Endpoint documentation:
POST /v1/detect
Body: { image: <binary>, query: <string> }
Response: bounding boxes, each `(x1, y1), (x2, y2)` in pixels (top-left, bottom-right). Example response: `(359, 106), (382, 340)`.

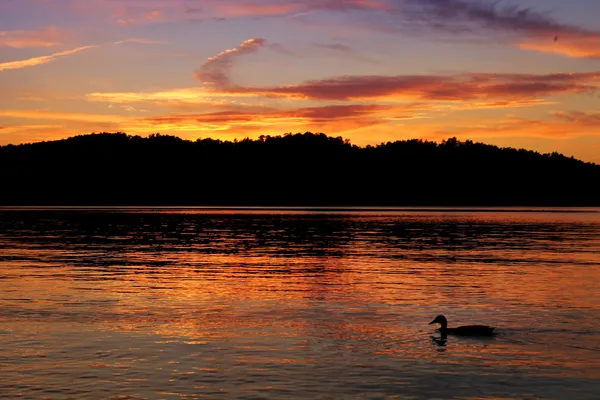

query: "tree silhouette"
(0, 132), (598, 206)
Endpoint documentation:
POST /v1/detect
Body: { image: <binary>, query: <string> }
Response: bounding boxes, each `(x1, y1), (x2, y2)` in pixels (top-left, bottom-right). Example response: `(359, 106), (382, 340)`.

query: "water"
(1, 208), (599, 399)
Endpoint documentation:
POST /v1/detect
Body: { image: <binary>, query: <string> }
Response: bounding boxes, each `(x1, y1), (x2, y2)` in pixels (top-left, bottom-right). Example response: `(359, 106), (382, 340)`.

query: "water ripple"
(0, 209), (599, 399)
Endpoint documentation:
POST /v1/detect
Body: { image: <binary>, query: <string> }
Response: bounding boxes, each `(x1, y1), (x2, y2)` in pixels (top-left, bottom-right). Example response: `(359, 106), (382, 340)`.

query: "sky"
(1, 0), (600, 163)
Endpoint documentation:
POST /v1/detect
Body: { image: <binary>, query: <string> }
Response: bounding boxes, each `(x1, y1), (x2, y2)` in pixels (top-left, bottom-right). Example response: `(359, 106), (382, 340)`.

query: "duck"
(429, 315), (495, 336)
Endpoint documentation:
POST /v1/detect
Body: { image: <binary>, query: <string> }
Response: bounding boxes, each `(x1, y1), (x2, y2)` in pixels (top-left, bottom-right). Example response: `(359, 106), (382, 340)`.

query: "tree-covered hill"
(1, 132), (599, 206)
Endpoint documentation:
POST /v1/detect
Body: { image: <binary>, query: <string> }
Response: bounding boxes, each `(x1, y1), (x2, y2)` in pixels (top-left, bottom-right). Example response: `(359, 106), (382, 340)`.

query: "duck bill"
(428, 319), (437, 325)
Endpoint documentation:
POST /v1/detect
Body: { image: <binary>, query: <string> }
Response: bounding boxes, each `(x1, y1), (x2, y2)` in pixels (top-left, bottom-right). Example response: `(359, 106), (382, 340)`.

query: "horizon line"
(1, 206), (599, 214)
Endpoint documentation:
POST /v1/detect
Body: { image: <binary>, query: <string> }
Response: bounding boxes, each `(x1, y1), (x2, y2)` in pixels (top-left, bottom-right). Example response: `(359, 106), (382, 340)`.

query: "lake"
(1, 208), (599, 399)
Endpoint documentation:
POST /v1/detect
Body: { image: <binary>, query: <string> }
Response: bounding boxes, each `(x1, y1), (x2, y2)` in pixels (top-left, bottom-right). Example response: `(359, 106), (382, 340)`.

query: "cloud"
(0, 109), (127, 123)
(131, 101), (600, 148)
(224, 71), (600, 101)
(133, 103), (417, 137)
(0, 37), (163, 73)
(0, 45), (96, 72)
(518, 35), (600, 59)
(123, 99), (563, 143)
(0, 26), (66, 48)
(429, 112), (600, 141)
(552, 111), (600, 124)
(183, 0), (390, 19)
(134, 100), (557, 137)
(86, 71), (599, 109)
(401, 0), (600, 58)
(195, 2), (302, 18)
(112, 38), (169, 45)
(69, 0), (391, 26)
(141, 104), (402, 125)
(403, 0), (561, 34)
(14, 1), (598, 58)
(117, 9), (165, 26)
(314, 43), (355, 53)
(17, 96), (45, 102)
(144, 10), (164, 20)
(194, 38), (267, 87)
(85, 87), (248, 105)
(313, 42), (376, 63)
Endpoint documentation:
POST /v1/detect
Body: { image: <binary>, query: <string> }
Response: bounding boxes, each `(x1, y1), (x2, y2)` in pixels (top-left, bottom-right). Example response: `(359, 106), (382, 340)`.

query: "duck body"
(430, 315), (495, 336)
(442, 325), (495, 336)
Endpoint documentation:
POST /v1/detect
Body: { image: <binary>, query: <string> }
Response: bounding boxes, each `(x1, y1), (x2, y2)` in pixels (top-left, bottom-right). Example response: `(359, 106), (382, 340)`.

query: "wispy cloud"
(0, 45), (96, 72)
(113, 38), (169, 45)
(194, 38), (267, 87)
(403, 0), (563, 34)
(0, 109), (127, 123)
(314, 43), (355, 53)
(518, 35), (600, 59)
(401, 0), (600, 58)
(552, 111), (600, 124)
(117, 9), (166, 26)
(313, 42), (375, 63)
(179, 0), (391, 20)
(86, 88), (248, 105)
(0, 36), (167, 73)
(0, 26), (66, 48)
(70, 0), (391, 25)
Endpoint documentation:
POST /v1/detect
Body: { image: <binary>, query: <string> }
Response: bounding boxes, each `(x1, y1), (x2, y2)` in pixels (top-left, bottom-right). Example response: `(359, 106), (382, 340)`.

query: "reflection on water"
(1, 208), (599, 399)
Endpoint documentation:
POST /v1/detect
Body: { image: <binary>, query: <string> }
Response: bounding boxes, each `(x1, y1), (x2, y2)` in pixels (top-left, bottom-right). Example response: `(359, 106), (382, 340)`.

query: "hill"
(1, 132), (599, 206)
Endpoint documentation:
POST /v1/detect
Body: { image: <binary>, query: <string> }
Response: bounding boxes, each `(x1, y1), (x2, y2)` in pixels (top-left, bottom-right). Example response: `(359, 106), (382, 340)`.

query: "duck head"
(429, 315), (448, 328)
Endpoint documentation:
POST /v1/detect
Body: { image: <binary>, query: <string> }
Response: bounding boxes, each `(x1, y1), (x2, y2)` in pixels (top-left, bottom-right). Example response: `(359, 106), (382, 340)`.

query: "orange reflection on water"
(1, 210), (600, 399)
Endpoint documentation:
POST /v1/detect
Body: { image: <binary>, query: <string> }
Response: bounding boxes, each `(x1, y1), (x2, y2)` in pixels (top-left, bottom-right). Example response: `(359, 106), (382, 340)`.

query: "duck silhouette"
(429, 315), (495, 336)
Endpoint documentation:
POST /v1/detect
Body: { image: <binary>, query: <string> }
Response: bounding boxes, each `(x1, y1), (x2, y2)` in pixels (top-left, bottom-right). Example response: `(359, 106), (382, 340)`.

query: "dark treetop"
(1, 132), (599, 206)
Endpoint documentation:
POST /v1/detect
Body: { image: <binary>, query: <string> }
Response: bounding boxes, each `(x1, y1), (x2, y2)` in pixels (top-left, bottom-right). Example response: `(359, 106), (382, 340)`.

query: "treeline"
(1, 132), (599, 206)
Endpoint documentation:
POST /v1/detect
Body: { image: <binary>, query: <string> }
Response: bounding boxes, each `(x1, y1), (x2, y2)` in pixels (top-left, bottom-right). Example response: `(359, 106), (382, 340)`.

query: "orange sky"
(1, 0), (600, 162)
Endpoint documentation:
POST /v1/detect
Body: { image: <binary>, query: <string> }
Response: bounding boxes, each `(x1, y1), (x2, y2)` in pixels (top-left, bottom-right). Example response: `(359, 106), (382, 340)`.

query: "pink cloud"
(0, 27), (66, 48)
(195, 38), (267, 87)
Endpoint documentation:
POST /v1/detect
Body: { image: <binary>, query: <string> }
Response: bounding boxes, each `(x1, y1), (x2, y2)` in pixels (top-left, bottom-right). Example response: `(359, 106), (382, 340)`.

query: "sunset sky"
(1, 0), (600, 162)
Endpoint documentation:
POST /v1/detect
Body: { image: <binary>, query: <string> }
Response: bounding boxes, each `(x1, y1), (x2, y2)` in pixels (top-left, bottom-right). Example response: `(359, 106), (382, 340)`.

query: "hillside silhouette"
(1, 132), (599, 206)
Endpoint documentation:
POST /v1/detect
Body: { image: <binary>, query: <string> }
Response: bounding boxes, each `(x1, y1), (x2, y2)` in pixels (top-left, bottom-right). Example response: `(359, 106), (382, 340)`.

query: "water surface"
(1, 208), (599, 399)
